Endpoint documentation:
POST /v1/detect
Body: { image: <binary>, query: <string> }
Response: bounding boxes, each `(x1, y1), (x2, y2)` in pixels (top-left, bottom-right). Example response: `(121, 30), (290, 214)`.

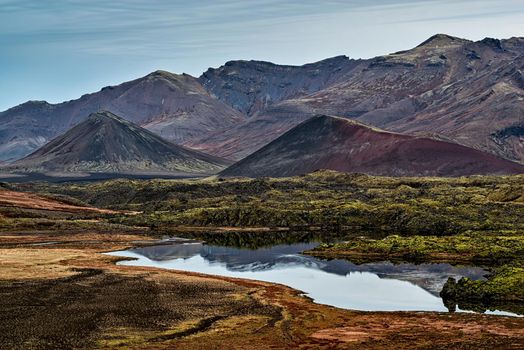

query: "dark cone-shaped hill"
(9, 111), (230, 174)
(221, 115), (524, 177)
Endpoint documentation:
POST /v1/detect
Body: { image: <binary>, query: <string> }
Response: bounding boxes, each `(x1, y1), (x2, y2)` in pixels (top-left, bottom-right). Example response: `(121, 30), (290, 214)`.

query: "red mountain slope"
(221, 115), (524, 178)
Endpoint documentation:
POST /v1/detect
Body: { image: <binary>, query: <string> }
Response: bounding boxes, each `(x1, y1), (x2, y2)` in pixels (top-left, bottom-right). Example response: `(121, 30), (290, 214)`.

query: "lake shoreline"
(2, 230), (524, 349)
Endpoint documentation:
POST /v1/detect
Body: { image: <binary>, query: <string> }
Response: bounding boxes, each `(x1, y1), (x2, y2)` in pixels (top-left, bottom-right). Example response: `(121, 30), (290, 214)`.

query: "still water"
(107, 240), (515, 315)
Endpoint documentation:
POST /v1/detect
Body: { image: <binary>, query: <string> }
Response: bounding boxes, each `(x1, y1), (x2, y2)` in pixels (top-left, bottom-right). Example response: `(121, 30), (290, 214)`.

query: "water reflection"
(109, 241), (489, 312)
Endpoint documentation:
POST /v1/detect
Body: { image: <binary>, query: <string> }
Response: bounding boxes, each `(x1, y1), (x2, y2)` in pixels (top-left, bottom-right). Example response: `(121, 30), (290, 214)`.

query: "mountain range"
(1, 34), (524, 177)
(189, 35), (524, 161)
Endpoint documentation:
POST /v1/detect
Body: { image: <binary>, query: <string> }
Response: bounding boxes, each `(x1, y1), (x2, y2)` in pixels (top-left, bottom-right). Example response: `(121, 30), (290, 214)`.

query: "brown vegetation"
(1, 232), (523, 349)
(0, 188), (118, 214)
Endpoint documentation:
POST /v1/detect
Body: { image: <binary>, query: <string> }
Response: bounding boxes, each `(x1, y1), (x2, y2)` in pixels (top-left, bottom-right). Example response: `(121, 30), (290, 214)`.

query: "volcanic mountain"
(190, 35), (524, 162)
(0, 71), (245, 162)
(220, 115), (524, 178)
(8, 111), (230, 174)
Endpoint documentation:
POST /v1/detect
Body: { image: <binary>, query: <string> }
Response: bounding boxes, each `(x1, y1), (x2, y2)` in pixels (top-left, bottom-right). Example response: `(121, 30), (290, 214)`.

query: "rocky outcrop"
(199, 56), (358, 116)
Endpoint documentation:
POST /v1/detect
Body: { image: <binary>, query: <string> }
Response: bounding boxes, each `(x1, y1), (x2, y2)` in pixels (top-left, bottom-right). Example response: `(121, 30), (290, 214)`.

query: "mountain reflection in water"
(109, 241), (493, 313)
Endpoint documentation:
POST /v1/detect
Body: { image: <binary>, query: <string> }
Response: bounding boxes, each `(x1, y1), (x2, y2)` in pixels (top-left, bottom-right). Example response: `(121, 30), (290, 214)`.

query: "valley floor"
(2, 173), (524, 349)
(0, 231), (523, 350)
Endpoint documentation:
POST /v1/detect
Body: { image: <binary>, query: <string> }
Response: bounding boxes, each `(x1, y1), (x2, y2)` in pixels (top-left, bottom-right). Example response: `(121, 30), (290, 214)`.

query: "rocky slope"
(7, 111), (230, 174)
(220, 115), (524, 178)
(191, 35), (524, 162)
(0, 71), (245, 162)
(198, 56), (358, 116)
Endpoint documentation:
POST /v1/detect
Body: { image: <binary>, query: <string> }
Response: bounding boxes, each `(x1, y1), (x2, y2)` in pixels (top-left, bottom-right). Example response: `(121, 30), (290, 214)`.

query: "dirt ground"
(0, 189), (120, 214)
(0, 232), (523, 350)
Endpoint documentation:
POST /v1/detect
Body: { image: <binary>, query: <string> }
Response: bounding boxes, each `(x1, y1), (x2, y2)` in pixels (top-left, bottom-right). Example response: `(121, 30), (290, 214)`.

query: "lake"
(107, 239), (518, 316)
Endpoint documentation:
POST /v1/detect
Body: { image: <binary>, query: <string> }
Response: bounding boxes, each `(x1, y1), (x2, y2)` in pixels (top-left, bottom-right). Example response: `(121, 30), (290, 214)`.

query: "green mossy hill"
(441, 266), (524, 314)
(308, 233), (524, 265)
(8, 171), (524, 234)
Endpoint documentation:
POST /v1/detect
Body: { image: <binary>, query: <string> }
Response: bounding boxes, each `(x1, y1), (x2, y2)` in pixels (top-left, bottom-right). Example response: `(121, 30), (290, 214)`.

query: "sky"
(1, 0), (524, 111)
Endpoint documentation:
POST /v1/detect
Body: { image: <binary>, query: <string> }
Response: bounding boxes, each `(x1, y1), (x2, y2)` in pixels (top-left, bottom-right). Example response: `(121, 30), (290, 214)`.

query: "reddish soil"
(0, 189), (118, 214)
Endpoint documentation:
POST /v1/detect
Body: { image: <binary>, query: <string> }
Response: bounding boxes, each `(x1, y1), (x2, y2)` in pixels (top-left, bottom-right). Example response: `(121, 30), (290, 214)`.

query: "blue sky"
(1, 0), (524, 111)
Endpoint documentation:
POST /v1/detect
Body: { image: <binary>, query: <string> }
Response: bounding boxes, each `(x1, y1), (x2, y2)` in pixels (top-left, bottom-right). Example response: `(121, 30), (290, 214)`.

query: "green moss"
(311, 234), (524, 265)
(9, 171), (524, 234)
(441, 266), (524, 314)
